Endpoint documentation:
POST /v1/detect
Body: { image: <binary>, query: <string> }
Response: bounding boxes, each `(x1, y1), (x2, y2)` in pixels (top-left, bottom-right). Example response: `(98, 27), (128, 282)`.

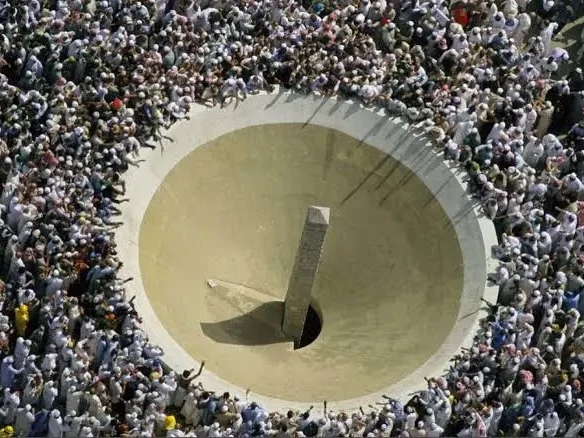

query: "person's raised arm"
(191, 361), (205, 380)
(555, 206), (573, 216)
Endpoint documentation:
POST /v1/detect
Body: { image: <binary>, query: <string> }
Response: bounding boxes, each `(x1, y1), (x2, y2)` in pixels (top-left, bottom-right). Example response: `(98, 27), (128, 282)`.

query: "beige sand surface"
(139, 123), (463, 402)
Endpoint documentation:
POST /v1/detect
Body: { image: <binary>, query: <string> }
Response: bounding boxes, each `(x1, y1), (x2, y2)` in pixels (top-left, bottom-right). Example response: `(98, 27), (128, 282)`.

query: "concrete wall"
(117, 88), (499, 412)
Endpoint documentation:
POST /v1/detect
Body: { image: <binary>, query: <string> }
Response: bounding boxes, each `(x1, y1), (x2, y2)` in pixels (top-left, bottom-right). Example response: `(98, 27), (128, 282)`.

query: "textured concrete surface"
(139, 123), (463, 401)
(282, 206), (330, 343)
(117, 88), (499, 412)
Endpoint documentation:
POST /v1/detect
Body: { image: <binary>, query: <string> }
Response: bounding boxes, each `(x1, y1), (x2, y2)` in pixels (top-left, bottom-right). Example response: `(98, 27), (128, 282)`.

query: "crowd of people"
(0, 0), (583, 432)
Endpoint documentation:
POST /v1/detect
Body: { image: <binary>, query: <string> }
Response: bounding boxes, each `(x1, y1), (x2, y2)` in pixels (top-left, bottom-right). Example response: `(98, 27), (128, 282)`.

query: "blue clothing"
(312, 3), (324, 14)
(564, 291), (580, 311)
(242, 406), (260, 423)
(30, 410), (49, 437)
(95, 338), (108, 366)
(201, 398), (218, 426)
(0, 359), (18, 387)
(521, 396), (535, 418)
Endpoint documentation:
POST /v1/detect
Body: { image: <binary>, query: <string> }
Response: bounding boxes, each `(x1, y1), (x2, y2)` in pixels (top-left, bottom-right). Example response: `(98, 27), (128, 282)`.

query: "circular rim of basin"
(117, 87), (499, 412)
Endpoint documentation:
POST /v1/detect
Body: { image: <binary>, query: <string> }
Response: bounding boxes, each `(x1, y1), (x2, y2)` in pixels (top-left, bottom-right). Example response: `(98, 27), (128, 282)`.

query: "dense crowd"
(0, 0), (583, 433)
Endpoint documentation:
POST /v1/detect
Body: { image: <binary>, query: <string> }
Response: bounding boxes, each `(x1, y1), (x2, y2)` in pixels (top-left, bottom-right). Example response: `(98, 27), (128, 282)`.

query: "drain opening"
(295, 305), (322, 349)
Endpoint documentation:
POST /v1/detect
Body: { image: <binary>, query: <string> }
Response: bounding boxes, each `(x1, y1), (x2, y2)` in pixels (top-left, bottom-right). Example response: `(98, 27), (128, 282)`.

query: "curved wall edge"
(117, 88), (499, 412)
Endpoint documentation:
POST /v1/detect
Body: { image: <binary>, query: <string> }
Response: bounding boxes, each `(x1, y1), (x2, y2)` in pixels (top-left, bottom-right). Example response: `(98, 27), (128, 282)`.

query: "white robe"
(65, 416), (83, 438)
(48, 415), (64, 438)
(523, 138), (543, 168)
(525, 108), (538, 133)
(66, 389), (81, 414)
(180, 392), (199, 425)
(452, 120), (474, 145)
(15, 408), (34, 436)
(540, 23), (557, 56)
(536, 106), (554, 139)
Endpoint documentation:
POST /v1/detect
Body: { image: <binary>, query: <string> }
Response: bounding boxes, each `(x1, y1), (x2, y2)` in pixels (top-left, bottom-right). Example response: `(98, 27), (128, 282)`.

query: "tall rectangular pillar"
(282, 206), (330, 344)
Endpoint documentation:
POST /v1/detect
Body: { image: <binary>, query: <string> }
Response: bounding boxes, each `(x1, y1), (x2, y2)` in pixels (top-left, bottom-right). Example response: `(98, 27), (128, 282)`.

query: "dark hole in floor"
(295, 305), (322, 350)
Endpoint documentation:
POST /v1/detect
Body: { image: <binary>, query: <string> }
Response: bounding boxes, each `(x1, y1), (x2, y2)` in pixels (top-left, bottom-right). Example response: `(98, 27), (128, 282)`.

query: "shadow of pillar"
(200, 301), (292, 346)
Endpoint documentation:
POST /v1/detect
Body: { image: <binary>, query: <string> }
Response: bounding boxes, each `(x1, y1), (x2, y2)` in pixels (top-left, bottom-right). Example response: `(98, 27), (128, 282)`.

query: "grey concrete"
(282, 206), (330, 344)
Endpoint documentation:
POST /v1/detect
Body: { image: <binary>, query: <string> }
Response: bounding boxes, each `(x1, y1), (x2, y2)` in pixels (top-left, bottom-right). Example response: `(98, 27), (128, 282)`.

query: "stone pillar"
(282, 206), (330, 345)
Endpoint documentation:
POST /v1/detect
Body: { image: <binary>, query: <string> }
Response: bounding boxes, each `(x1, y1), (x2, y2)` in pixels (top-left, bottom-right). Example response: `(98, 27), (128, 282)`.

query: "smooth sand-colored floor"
(139, 123), (463, 402)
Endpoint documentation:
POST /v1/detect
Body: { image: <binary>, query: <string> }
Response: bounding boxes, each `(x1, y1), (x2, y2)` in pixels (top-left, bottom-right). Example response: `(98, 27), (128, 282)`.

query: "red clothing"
(43, 150), (59, 166)
(111, 98), (124, 110)
(452, 6), (468, 26)
(520, 369), (534, 385)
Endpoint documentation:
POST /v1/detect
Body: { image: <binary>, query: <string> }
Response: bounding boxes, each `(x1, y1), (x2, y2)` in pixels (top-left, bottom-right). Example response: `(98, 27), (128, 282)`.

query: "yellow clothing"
(164, 415), (176, 430)
(0, 425), (14, 437)
(14, 305), (29, 337)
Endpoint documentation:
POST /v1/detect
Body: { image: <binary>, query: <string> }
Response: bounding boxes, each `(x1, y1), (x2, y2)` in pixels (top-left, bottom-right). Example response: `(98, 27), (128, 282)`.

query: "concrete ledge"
(117, 88), (499, 412)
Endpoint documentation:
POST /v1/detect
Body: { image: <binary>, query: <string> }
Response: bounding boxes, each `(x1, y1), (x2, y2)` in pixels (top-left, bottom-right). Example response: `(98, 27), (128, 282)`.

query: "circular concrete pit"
(139, 123), (462, 401)
(118, 90), (498, 411)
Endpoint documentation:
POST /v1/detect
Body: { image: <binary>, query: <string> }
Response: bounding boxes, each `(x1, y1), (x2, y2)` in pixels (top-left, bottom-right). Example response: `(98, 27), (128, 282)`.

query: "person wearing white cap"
(0, 356), (23, 389)
(562, 174), (584, 197)
(180, 390), (201, 426)
(486, 122), (507, 143)
(13, 336), (31, 368)
(45, 269), (64, 298)
(78, 425), (94, 438)
(218, 78), (239, 108)
(538, 20), (556, 54)
(536, 101), (555, 139)
(48, 409), (63, 438)
(15, 404), (35, 436)
(425, 421), (443, 438)
(544, 411), (560, 437)
(310, 73), (329, 92)
(65, 385), (82, 415)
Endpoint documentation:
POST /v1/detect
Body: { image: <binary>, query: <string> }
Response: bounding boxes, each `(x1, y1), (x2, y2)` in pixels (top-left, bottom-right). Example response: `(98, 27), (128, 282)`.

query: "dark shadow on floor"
(322, 129), (336, 181)
(264, 88), (286, 109)
(302, 96), (329, 128)
(357, 117), (389, 148)
(200, 301), (292, 346)
(340, 153), (393, 205)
